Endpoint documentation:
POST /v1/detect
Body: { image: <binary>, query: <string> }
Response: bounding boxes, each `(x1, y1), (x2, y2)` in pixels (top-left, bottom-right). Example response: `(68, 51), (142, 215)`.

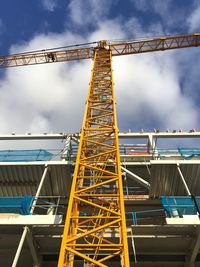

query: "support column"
(121, 165), (150, 189)
(177, 164), (200, 266)
(148, 134), (158, 158)
(12, 227), (28, 267)
(185, 226), (200, 267)
(30, 164), (48, 214)
(26, 227), (41, 267)
(61, 135), (72, 161)
(12, 165), (48, 267)
(12, 226), (41, 267)
(177, 163), (191, 196)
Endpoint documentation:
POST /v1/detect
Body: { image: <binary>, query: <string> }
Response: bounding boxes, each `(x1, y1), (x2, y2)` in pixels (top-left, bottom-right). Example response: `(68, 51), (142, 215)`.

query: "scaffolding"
(0, 132), (199, 266)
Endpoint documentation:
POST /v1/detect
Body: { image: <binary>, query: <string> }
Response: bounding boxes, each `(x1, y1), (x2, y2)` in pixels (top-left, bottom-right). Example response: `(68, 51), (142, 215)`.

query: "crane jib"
(0, 32), (200, 68)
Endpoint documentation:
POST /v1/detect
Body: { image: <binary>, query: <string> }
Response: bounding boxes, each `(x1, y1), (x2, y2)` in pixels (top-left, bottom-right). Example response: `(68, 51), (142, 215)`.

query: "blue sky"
(0, 0), (197, 55)
(0, 0), (200, 134)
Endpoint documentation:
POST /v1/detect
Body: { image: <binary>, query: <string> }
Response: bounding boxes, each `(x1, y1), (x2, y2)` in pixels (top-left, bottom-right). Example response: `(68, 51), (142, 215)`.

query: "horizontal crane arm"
(0, 32), (200, 68)
(0, 47), (94, 68)
(110, 33), (200, 56)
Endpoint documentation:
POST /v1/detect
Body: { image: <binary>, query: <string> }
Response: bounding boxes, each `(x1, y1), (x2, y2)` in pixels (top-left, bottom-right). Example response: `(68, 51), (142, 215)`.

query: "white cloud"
(0, 60), (91, 134)
(114, 52), (199, 130)
(68, 0), (114, 26)
(0, 15), (199, 138)
(187, 2), (200, 31)
(0, 32), (91, 134)
(40, 0), (60, 12)
(133, 0), (172, 17)
(131, 0), (190, 33)
(89, 19), (200, 131)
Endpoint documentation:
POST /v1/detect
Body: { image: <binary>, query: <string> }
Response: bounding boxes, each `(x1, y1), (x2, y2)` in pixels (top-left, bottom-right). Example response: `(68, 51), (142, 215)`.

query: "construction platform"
(0, 131), (200, 267)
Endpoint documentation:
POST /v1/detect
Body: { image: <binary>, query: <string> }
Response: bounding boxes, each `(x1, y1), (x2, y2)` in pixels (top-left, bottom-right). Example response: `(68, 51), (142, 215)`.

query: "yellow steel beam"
(74, 197), (120, 216)
(99, 251), (121, 263)
(1, 32), (200, 68)
(75, 177), (118, 193)
(65, 247), (107, 267)
(58, 49), (130, 266)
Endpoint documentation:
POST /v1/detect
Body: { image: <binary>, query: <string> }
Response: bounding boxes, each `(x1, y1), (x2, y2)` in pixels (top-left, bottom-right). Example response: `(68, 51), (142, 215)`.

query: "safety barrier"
(161, 196), (199, 217)
(126, 209), (166, 225)
(0, 196), (34, 215)
(178, 148), (200, 159)
(0, 196), (65, 216)
(0, 149), (53, 162)
(32, 196), (65, 215)
(69, 143), (200, 160)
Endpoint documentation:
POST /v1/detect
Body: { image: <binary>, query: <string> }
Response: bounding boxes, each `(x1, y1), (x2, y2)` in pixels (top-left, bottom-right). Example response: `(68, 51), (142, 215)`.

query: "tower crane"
(1, 32), (200, 267)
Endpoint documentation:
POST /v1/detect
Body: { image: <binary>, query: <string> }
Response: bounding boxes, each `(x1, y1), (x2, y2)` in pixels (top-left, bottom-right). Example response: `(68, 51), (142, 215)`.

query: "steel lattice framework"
(0, 32), (200, 68)
(57, 49), (130, 266)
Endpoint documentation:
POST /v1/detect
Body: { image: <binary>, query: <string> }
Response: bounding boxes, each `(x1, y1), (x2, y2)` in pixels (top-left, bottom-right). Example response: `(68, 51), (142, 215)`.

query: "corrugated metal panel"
(127, 165), (151, 183)
(150, 164), (182, 197)
(0, 164), (72, 197)
(179, 164), (200, 195)
(150, 163), (200, 197)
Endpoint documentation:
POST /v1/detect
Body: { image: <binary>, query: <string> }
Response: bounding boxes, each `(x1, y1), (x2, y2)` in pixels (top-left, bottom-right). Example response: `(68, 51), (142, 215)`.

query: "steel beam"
(0, 133), (68, 140)
(177, 164), (191, 196)
(61, 135), (72, 160)
(30, 164), (48, 214)
(121, 165), (150, 189)
(118, 132), (200, 138)
(11, 227), (28, 267)
(0, 131), (199, 140)
(185, 226), (200, 267)
(26, 228), (41, 267)
(151, 160), (200, 165)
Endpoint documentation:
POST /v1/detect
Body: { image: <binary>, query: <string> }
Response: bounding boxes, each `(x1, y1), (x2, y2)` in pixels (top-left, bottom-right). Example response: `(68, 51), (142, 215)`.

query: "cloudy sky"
(0, 0), (200, 135)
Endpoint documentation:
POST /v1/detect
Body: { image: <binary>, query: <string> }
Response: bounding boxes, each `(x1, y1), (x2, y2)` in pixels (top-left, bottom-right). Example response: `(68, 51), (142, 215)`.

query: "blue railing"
(1, 195), (199, 223)
(178, 148), (200, 159)
(0, 196), (64, 216)
(161, 196), (199, 217)
(0, 149), (53, 162)
(126, 209), (166, 225)
(70, 143), (200, 160)
(0, 196), (34, 215)
(123, 186), (148, 195)
(79, 209), (166, 225)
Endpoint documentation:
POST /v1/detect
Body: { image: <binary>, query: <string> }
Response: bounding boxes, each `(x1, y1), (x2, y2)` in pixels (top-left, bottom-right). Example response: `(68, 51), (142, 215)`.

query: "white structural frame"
(0, 131), (200, 266)
(11, 165), (49, 267)
(0, 131), (198, 140)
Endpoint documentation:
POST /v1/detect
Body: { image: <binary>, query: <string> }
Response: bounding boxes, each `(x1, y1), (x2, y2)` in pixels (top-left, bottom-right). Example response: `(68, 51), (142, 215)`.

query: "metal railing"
(67, 144), (200, 160)
(126, 209), (166, 225)
(0, 146), (199, 162)
(32, 196), (65, 216)
(161, 196), (200, 218)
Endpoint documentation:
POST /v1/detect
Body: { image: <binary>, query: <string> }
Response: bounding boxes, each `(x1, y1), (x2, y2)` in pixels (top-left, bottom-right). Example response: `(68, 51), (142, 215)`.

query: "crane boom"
(0, 32), (200, 68)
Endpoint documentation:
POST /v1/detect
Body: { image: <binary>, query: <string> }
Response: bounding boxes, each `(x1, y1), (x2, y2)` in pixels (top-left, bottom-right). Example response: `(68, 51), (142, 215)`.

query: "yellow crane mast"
(1, 32), (200, 266)
(58, 48), (129, 266)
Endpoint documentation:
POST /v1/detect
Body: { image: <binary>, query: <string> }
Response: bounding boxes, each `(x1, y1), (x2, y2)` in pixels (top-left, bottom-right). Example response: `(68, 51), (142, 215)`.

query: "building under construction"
(0, 33), (200, 267)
